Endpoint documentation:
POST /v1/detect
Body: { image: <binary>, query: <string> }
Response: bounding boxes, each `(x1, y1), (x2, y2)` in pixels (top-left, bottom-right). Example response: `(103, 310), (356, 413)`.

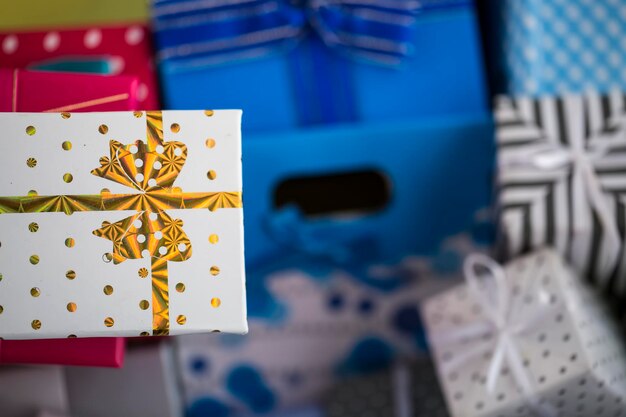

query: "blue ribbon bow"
(262, 205), (378, 265)
(151, 0), (467, 70)
(252, 206), (416, 287)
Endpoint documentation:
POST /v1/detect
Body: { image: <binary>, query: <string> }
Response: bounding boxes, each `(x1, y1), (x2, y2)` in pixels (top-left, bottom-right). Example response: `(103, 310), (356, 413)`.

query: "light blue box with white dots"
(488, 0), (626, 95)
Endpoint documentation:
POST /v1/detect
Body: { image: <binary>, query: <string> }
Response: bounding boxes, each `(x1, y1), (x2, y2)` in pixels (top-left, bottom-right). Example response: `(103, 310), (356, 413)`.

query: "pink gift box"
(0, 338), (125, 367)
(0, 24), (158, 109)
(0, 68), (139, 112)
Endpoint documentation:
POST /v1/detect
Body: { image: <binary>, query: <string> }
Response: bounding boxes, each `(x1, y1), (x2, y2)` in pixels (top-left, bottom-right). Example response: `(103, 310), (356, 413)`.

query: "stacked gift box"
(5, 1), (626, 417)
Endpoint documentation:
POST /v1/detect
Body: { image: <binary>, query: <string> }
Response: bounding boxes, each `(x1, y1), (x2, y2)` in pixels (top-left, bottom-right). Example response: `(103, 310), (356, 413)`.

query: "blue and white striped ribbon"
(151, 0), (469, 70)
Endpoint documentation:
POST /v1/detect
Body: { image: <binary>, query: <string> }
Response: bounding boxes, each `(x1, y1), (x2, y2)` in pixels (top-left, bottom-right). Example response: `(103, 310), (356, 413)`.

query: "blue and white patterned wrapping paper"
(491, 0), (626, 95)
(176, 232), (488, 417)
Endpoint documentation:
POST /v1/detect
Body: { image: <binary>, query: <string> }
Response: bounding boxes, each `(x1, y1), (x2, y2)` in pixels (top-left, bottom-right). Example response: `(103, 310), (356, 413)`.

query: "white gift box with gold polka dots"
(0, 110), (247, 339)
(423, 249), (626, 417)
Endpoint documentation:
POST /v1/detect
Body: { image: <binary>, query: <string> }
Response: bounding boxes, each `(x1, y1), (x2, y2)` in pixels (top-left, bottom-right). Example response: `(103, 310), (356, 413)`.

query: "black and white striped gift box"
(496, 92), (626, 293)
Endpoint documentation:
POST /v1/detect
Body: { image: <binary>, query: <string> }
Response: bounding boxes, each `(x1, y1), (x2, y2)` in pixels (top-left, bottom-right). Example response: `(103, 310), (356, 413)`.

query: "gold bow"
(0, 111), (242, 335)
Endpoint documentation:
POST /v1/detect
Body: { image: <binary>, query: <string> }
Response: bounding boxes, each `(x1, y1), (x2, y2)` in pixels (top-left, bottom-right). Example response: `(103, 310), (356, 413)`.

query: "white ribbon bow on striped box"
(496, 91), (626, 293)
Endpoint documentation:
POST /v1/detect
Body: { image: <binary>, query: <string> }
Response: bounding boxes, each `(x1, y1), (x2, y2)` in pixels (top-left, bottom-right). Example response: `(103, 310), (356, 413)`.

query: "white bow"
(431, 254), (556, 417)
(500, 134), (623, 285)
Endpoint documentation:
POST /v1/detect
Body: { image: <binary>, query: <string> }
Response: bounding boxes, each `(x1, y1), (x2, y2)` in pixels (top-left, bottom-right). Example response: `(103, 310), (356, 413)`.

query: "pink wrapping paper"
(0, 24), (158, 109)
(0, 68), (138, 112)
(0, 338), (125, 367)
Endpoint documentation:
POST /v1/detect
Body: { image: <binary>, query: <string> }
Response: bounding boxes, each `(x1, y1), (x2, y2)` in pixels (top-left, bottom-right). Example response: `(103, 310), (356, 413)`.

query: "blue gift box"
(153, 0), (488, 132)
(175, 115), (495, 416)
(244, 114), (495, 266)
(242, 113), (495, 316)
(486, 0), (626, 95)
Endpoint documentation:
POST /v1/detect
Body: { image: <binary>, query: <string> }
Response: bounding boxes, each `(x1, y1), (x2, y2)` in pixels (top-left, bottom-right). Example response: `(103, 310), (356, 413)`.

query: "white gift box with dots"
(422, 249), (626, 417)
(0, 110), (247, 339)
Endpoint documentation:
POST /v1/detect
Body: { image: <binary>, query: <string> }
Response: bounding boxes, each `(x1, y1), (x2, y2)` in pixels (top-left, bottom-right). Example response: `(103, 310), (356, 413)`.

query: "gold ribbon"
(0, 111), (242, 335)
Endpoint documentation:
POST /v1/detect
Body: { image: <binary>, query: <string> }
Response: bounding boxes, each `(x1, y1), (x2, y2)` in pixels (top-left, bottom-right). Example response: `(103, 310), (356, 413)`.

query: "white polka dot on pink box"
(0, 25), (159, 109)
(422, 249), (626, 417)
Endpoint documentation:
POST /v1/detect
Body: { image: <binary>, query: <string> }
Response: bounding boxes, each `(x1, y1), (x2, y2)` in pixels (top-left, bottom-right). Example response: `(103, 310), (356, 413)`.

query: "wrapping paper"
(488, 0), (626, 95)
(153, 1), (488, 132)
(177, 232), (484, 416)
(0, 69), (138, 112)
(0, 337), (124, 367)
(0, 110), (246, 339)
(423, 249), (626, 417)
(495, 92), (626, 296)
(323, 359), (448, 417)
(0, 25), (158, 109)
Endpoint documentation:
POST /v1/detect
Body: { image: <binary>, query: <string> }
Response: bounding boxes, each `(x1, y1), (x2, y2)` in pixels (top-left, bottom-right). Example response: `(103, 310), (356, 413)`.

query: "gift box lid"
(0, 110), (247, 339)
